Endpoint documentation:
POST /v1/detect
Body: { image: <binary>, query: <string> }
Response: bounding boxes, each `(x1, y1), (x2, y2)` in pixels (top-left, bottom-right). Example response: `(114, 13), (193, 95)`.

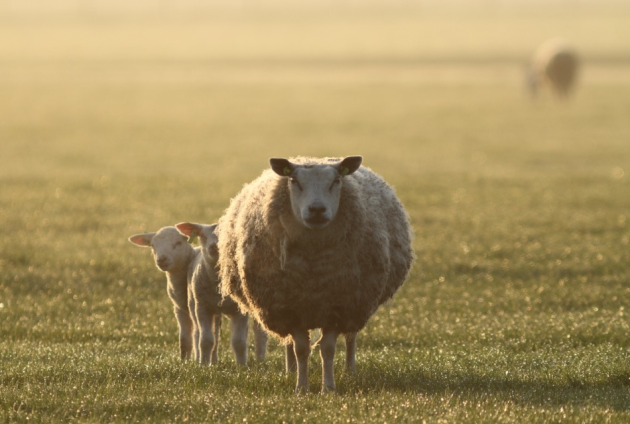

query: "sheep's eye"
(330, 177), (341, 190)
(173, 241), (182, 248)
(290, 178), (302, 190)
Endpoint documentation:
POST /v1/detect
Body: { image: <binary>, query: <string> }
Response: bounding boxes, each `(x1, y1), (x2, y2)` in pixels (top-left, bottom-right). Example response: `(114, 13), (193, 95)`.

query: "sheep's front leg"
(211, 314), (222, 364)
(344, 332), (357, 373)
(320, 328), (340, 393)
(230, 313), (249, 365)
(196, 309), (217, 365)
(188, 289), (199, 361)
(253, 320), (269, 361)
(174, 306), (194, 360)
(285, 342), (297, 373)
(291, 330), (310, 394)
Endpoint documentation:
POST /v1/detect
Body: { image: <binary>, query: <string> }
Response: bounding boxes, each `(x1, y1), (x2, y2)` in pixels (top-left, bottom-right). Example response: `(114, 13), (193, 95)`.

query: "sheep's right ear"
(270, 158), (295, 177)
(128, 233), (155, 247)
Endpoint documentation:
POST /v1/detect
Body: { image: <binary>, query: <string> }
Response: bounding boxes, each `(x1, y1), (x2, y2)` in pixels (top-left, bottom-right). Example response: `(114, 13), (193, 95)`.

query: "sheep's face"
(129, 227), (191, 272)
(176, 222), (219, 263)
(270, 156), (362, 230)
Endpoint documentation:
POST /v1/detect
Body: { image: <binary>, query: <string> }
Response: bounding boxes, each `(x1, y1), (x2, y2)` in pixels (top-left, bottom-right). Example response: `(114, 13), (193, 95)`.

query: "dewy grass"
(1, 2), (630, 422)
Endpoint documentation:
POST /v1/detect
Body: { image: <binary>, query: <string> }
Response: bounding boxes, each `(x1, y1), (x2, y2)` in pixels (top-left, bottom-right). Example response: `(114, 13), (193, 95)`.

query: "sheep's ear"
(270, 158), (295, 177)
(175, 222), (201, 244)
(336, 156), (362, 177)
(129, 233), (155, 247)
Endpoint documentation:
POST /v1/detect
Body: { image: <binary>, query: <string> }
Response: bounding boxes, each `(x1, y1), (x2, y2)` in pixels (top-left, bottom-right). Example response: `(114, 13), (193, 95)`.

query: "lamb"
(217, 156), (414, 393)
(527, 38), (580, 100)
(175, 222), (268, 365)
(128, 224), (267, 365)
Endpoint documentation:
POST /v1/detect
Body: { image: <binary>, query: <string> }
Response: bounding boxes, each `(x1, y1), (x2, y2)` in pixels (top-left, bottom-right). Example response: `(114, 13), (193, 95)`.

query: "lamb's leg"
(285, 342), (297, 373)
(291, 330), (310, 394)
(320, 328), (340, 393)
(174, 306), (194, 361)
(344, 332), (357, 373)
(253, 319), (268, 361)
(188, 289), (199, 362)
(196, 308), (216, 365)
(229, 312), (249, 365)
(211, 314), (222, 364)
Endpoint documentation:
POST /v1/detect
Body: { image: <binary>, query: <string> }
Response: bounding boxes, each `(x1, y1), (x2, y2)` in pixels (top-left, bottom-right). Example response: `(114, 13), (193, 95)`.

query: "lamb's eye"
(329, 177), (341, 190)
(173, 241), (182, 248)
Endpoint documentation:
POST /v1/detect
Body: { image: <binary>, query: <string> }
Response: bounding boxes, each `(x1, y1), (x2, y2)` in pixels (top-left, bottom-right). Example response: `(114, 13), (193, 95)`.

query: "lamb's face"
(129, 227), (190, 272)
(175, 222), (219, 263)
(270, 156), (363, 230)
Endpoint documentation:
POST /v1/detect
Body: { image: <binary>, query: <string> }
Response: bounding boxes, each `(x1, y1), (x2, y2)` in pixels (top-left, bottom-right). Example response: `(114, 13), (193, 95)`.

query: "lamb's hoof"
(294, 385), (309, 395)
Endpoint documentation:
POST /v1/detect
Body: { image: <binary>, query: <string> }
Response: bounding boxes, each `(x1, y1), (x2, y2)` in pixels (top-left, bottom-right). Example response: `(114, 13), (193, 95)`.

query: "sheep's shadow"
(335, 365), (630, 412)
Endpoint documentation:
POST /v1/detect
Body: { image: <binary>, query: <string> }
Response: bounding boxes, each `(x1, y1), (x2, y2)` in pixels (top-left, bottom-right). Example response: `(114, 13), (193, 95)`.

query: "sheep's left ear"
(270, 158), (295, 177)
(128, 233), (155, 247)
(175, 222), (202, 244)
(336, 156), (362, 177)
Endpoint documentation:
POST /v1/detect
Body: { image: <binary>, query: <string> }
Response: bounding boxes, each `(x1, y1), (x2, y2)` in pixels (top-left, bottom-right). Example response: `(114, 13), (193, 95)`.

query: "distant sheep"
(129, 224), (267, 365)
(218, 156), (414, 393)
(527, 38), (580, 100)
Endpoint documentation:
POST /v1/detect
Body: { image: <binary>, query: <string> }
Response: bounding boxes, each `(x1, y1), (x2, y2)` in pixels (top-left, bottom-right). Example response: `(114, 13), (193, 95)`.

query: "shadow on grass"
(338, 364), (630, 411)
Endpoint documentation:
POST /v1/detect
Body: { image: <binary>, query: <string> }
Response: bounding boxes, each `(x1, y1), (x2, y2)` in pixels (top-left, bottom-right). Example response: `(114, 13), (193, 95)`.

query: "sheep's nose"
(308, 203), (327, 215)
(157, 257), (168, 267)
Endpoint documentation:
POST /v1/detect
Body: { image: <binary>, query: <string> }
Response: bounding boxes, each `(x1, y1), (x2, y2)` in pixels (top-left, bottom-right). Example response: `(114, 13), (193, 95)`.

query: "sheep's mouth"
(304, 216), (331, 229)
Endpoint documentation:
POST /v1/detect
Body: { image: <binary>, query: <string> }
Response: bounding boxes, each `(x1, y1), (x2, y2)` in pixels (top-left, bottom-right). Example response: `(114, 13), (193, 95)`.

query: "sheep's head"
(175, 222), (219, 263)
(128, 227), (191, 272)
(270, 156), (362, 230)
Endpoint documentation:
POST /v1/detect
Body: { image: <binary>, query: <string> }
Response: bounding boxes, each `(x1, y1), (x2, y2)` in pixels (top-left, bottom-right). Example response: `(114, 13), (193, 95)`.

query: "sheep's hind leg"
(253, 320), (268, 361)
(229, 312), (249, 365)
(285, 343), (297, 373)
(344, 332), (357, 373)
(210, 314), (222, 364)
(291, 331), (310, 394)
(320, 328), (340, 393)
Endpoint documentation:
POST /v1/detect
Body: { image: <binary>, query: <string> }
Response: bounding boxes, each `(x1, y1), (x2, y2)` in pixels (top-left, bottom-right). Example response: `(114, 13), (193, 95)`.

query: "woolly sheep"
(218, 156), (414, 393)
(128, 225), (267, 365)
(527, 38), (580, 100)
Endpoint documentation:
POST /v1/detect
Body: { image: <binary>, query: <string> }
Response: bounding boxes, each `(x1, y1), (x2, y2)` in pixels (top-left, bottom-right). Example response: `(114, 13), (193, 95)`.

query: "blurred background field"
(1, 0), (629, 422)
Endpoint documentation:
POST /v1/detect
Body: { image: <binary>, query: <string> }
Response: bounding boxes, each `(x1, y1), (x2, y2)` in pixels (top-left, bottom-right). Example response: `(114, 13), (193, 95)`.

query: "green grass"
(1, 2), (630, 422)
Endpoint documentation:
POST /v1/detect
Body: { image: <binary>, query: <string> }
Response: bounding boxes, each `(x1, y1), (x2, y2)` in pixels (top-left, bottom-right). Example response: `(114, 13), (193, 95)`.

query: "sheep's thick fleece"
(218, 157), (414, 339)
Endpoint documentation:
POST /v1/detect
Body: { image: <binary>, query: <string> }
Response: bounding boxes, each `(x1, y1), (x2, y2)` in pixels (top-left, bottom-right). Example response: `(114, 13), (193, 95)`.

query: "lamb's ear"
(270, 158), (295, 177)
(336, 156), (363, 177)
(175, 222), (201, 244)
(128, 233), (155, 247)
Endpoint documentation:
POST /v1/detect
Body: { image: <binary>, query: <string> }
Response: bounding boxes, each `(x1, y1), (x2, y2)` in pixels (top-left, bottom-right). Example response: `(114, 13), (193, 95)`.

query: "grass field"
(1, 1), (629, 422)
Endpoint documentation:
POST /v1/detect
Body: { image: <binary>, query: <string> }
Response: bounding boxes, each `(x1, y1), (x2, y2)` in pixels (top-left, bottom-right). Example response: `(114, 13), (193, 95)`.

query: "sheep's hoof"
(321, 385), (336, 394)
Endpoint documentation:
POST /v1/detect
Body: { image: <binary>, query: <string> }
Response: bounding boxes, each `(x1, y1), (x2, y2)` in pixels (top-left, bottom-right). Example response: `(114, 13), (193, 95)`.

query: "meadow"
(1, 1), (629, 422)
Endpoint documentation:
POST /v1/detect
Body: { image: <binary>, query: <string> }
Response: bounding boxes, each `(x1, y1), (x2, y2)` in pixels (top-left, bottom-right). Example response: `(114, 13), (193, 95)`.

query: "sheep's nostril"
(308, 204), (327, 215)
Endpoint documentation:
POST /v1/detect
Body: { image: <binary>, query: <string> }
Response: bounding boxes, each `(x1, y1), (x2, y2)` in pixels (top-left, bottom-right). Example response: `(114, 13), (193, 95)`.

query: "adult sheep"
(218, 156), (414, 393)
(527, 38), (580, 100)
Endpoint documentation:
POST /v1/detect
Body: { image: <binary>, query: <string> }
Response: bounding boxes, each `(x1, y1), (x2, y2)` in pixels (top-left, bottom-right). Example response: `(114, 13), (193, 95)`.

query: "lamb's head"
(175, 222), (219, 263)
(128, 226), (191, 272)
(270, 156), (362, 230)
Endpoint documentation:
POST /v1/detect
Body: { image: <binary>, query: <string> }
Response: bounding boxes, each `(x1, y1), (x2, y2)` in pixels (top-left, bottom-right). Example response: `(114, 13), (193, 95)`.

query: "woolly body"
(218, 156), (413, 340)
(528, 38), (579, 99)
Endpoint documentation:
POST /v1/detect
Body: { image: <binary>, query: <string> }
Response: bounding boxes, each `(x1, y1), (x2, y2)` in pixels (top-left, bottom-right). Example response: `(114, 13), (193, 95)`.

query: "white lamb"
(175, 222), (268, 365)
(527, 38), (580, 100)
(128, 224), (267, 365)
(218, 156), (414, 393)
